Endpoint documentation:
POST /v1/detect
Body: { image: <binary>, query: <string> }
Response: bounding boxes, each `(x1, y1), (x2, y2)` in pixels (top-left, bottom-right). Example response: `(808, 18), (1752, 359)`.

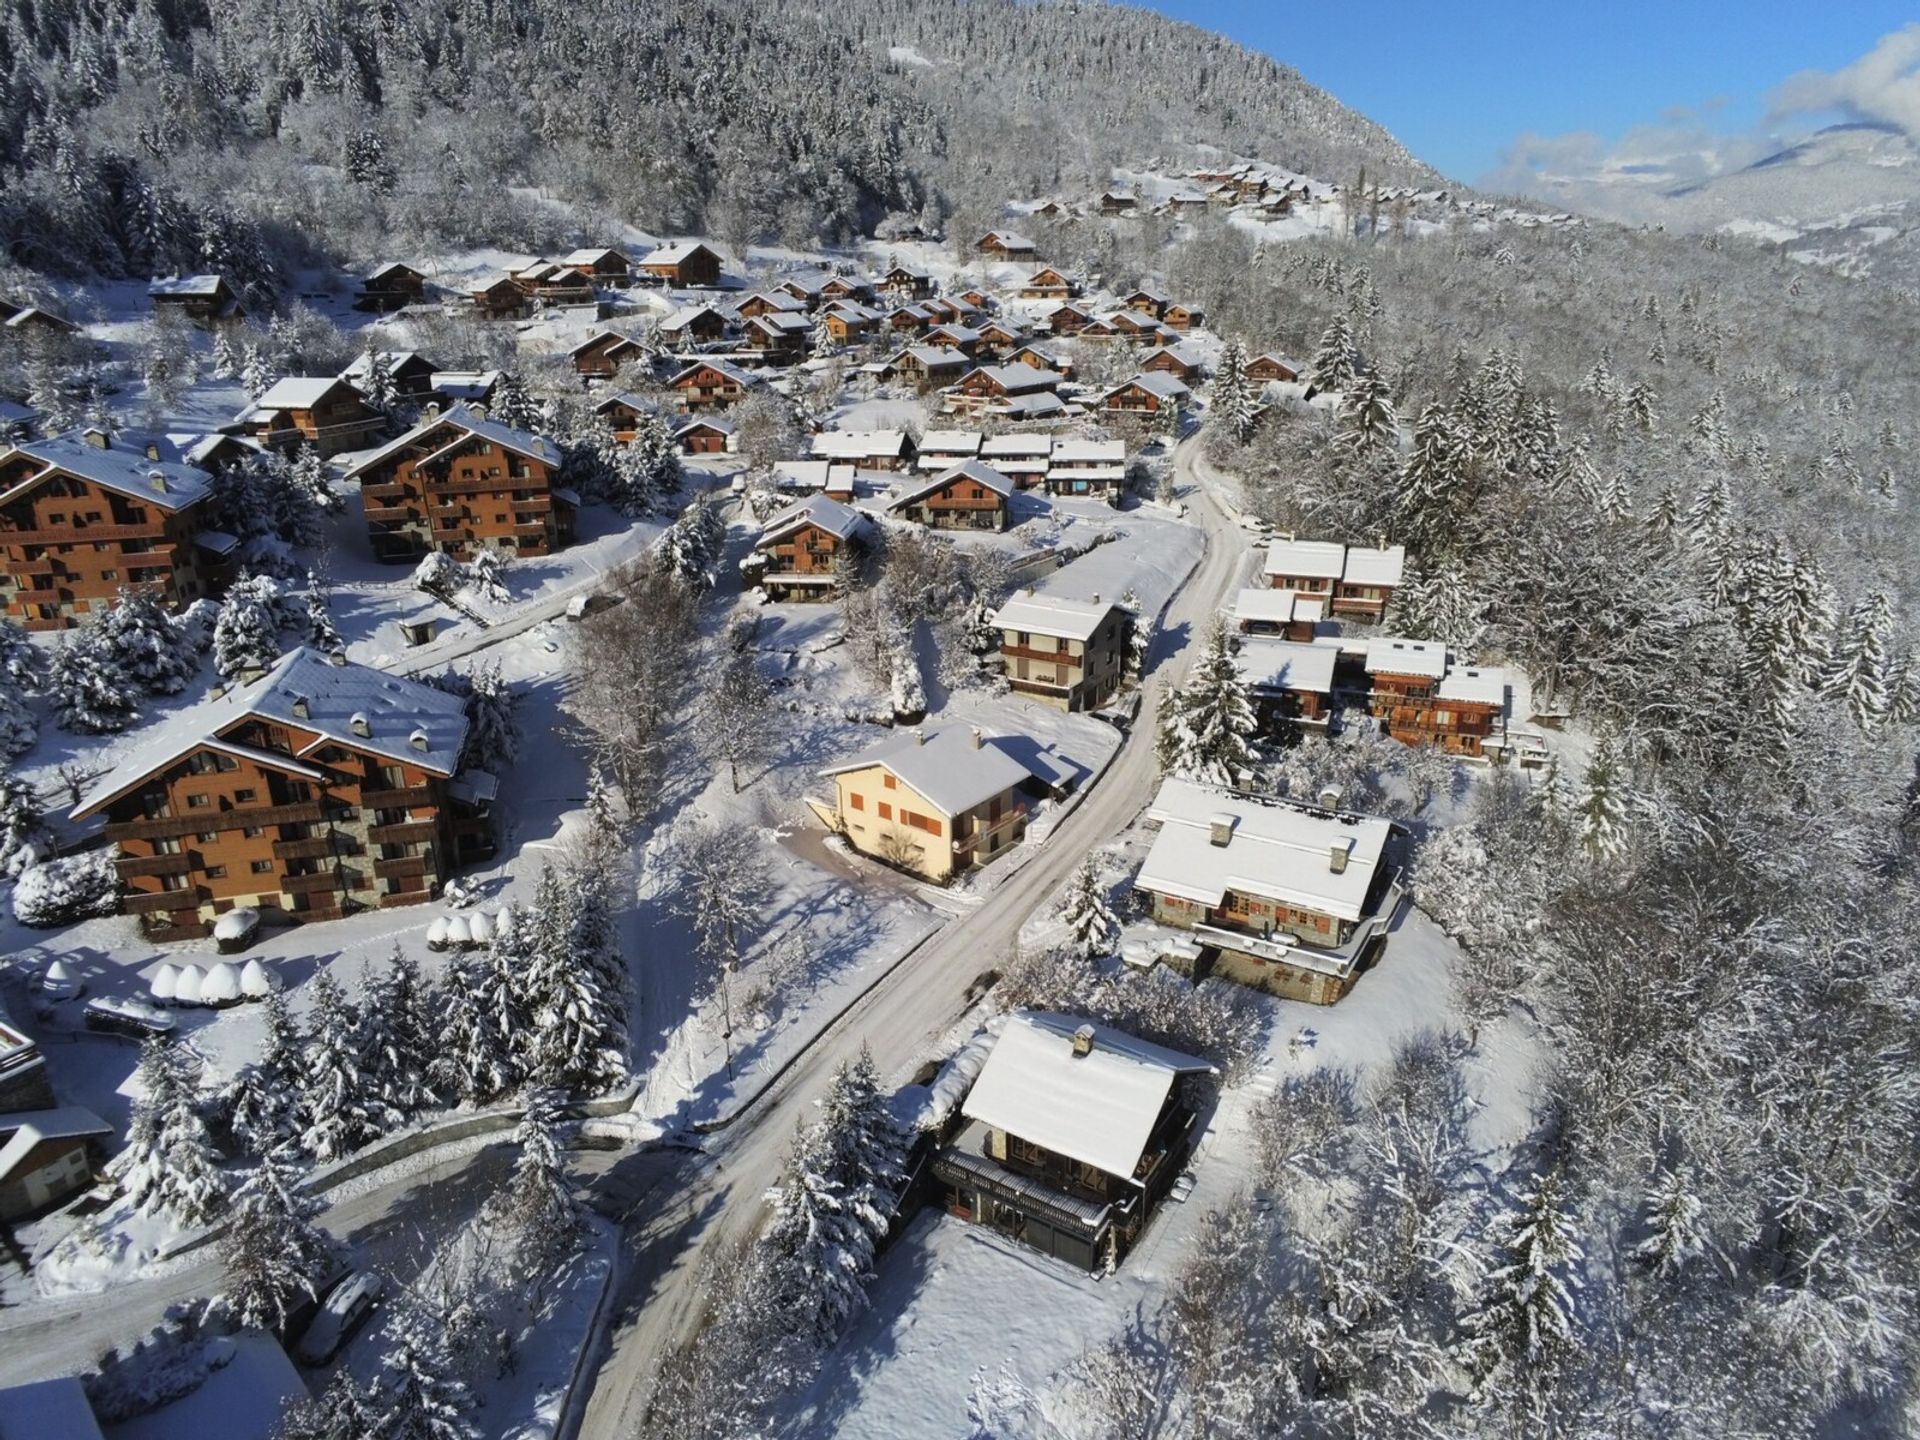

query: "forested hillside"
(0, 0), (1424, 292)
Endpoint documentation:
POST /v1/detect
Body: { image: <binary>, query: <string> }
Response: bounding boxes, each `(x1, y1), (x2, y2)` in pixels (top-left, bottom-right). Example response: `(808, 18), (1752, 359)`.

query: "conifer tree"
(1156, 619), (1257, 789)
(1339, 368), (1398, 452)
(214, 574), (289, 679)
(227, 990), (307, 1157)
(1821, 591), (1893, 731)
(301, 972), (374, 1163)
(1576, 737), (1630, 862)
(1307, 314), (1359, 394)
(221, 1146), (336, 1331)
(1119, 588), (1149, 682)
(0, 770), (47, 876)
(46, 634), (141, 734)
(1060, 858), (1121, 959)
(492, 1089), (582, 1278)
(1633, 1163), (1708, 1278)
(275, 1371), (384, 1440)
(120, 1039), (229, 1226)
(95, 591), (196, 695)
(1468, 1166), (1583, 1393)
(1395, 403), (1466, 550)
(438, 926), (525, 1104)
(367, 1297), (478, 1440)
(521, 868), (625, 1094)
(1207, 339), (1258, 443)
(305, 574), (343, 652)
(361, 946), (440, 1121)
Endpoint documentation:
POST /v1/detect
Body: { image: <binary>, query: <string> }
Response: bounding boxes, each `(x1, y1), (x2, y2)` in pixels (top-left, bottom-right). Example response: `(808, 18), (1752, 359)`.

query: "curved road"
(571, 431), (1251, 1438)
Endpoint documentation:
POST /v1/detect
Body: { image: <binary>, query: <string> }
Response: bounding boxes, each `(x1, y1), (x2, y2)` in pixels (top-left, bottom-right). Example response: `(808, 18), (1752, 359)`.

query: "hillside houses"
(73, 648), (492, 939)
(1103, 372), (1189, 418)
(234, 378), (385, 457)
(357, 262), (429, 312)
(934, 1013), (1209, 1271)
(1135, 778), (1400, 1005)
(343, 405), (573, 563)
(1245, 352), (1302, 384)
(879, 345), (970, 391)
(562, 246), (632, 286)
(888, 460), (1014, 531)
(0, 429), (228, 627)
(472, 276), (533, 321)
(672, 417), (736, 455)
(639, 242), (723, 287)
(810, 430), (915, 470)
(668, 358), (756, 412)
(944, 365), (1065, 420)
(814, 725), (1077, 881)
(1236, 637), (1337, 730)
(1263, 539), (1406, 621)
(989, 591), (1129, 711)
(148, 274), (243, 325)
(1362, 639), (1508, 757)
(752, 495), (869, 602)
(569, 329), (651, 379)
(976, 230), (1037, 260)
(1020, 266), (1078, 301)
(342, 350), (438, 399)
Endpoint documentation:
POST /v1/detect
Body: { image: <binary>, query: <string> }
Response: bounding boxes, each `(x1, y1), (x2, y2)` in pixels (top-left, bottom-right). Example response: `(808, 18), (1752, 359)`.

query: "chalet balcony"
(363, 786), (433, 810)
(105, 801), (328, 842)
(273, 836), (354, 861)
(368, 820), (438, 844)
(114, 852), (197, 878)
(282, 869), (368, 896)
(0, 523), (169, 545)
(511, 523), (548, 539)
(363, 505), (415, 523)
(1002, 641), (1080, 665)
(123, 888), (203, 914)
(373, 855), (432, 880)
(362, 483), (411, 503)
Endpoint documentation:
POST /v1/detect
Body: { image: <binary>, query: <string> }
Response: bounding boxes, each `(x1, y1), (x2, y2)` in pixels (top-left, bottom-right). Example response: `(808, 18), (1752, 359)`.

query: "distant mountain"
(1514, 122), (1920, 279)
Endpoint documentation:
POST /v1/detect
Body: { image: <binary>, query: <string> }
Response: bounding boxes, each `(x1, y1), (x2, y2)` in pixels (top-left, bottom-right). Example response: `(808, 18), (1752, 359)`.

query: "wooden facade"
(1020, 267), (1076, 300)
(976, 231), (1037, 260)
(347, 407), (574, 564)
(669, 361), (753, 412)
(639, 244), (722, 287)
(890, 464), (1012, 531)
(992, 597), (1128, 712)
(880, 266), (935, 299)
(0, 435), (223, 629)
(1245, 353), (1300, 383)
(672, 418), (734, 455)
(149, 275), (243, 325)
(472, 277), (531, 320)
(357, 264), (428, 312)
(76, 651), (488, 940)
(570, 330), (646, 379)
(1163, 303), (1202, 332)
(755, 497), (866, 603)
(243, 379), (386, 457)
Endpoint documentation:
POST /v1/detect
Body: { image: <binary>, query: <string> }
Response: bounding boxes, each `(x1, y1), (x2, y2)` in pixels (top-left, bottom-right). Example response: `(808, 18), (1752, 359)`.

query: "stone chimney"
(1318, 783), (1343, 811)
(970, 728), (983, 749)
(409, 728), (430, 753)
(1208, 812), (1235, 847)
(291, 696), (310, 720)
(1071, 1023), (1096, 1057)
(1329, 841), (1350, 875)
(350, 712), (371, 738)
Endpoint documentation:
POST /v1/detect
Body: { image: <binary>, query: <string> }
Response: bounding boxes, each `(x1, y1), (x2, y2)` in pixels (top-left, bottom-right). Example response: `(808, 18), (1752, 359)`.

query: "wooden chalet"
(889, 460), (1014, 532)
(753, 494), (869, 603)
(1363, 639), (1506, 756)
(1136, 777), (1400, 1004)
(884, 302), (936, 334)
(1262, 539), (1405, 621)
(956, 286), (995, 310)
(878, 345), (969, 393)
(357, 263), (429, 312)
(740, 312), (810, 363)
(660, 304), (728, 346)
(976, 230), (1037, 260)
(822, 301), (882, 345)
(924, 323), (982, 357)
(974, 320), (1023, 358)
(236, 377), (385, 457)
(1107, 309), (1165, 343)
(510, 261), (596, 306)
(1235, 636), (1337, 731)
(810, 430), (915, 471)
(990, 590), (1128, 711)
(344, 404), (574, 563)
(880, 265), (935, 299)
(1142, 343), (1207, 383)
(819, 274), (872, 305)
(668, 358), (755, 412)
(736, 290), (808, 320)
(1045, 439), (1127, 501)
(638, 242), (723, 288)
(935, 1013), (1209, 1271)
(944, 365), (1062, 418)
(1163, 303), (1203, 332)
(1043, 302), (1095, 337)
(1245, 353), (1302, 384)
(924, 296), (981, 325)
(1103, 373), (1189, 417)
(979, 434), (1052, 487)
(914, 430), (982, 470)
(1123, 286), (1169, 318)
(671, 416), (736, 455)
(1006, 343), (1074, 378)
(342, 350), (439, 400)
(471, 276), (531, 320)
(561, 247), (632, 286)
(1020, 266), (1077, 301)
(816, 725), (1075, 881)
(0, 430), (229, 629)
(591, 392), (654, 445)
(1230, 587), (1324, 642)
(73, 648), (495, 939)
(4, 307), (80, 337)
(0, 1105), (111, 1220)
(772, 460), (858, 502)
(148, 275), (243, 325)
(1099, 191), (1141, 215)
(568, 329), (647, 379)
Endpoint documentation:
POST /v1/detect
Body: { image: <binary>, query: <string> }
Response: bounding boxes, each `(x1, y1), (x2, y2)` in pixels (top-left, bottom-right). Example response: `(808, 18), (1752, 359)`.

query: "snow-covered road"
(570, 431), (1254, 1438)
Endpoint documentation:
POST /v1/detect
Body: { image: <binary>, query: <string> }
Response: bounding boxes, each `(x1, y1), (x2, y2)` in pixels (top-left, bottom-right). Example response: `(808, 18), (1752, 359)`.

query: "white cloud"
(1767, 23), (1920, 136)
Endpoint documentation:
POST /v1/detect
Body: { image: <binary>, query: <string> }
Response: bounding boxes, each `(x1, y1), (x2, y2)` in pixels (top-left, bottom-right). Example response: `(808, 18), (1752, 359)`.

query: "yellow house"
(814, 726), (1076, 881)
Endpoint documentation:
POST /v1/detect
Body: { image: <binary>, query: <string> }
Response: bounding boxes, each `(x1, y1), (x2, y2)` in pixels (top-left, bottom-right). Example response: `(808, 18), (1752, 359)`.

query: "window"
(881, 774), (896, 790)
(242, 826), (263, 839)
(877, 802), (892, 821)
(100, 569), (117, 581)
(849, 793), (864, 811)
(233, 788), (256, 803)
(205, 865), (227, 879)
(250, 859), (274, 874)
(187, 793), (210, 808)
(198, 831), (218, 843)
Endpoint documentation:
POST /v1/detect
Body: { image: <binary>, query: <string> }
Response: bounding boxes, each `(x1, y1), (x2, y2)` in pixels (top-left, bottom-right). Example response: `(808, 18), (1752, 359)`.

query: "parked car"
(296, 1271), (385, 1365)
(83, 995), (177, 1038)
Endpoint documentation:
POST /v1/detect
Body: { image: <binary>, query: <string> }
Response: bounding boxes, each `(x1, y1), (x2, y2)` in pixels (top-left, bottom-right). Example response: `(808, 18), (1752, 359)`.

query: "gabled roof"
(1109, 372), (1190, 400)
(5, 306), (78, 332)
(1151, 342), (1208, 369)
(825, 300), (881, 322)
(1363, 636), (1447, 680)
(979, 230), (1036, 250)
(1263, 538), (1347, 579)
(980, 435), (1053, 459)
(562, 246), (627, 267)
(74, 648), (472, 820)
(342, 403), (560, 479)
(342, 350), (434, 380)
(1236, 637), (1337, 696)
(890, 460), (1015, 509)
(748, 311), (811, 336)
(737, 289), (808, 314)
(0, 1105), (111, 1184)
(955, 365), (1058, 396)
(365, 261), (425, 282)
(568, 327), (641, 357)
(1140, 777), (1392, 922)
(810, 430), (911, 461)
(926, 324), (981, 344)
(990, 591), (1119, 643)
(1248, 352), (1302, 373)
(593, 390), (654, 415)
(962, 1012), (1210, 1180)
(0, 431), (212, 513)
(759, 493), (867, 546)
(245, 376), (360, 413)
(661, 303), (725, 332)
(1438, 665), (1507, 707)
(1343, 544), (1407, 588)
(148, 274), (226, 298)
(641, 241), (720, 267)
(822, 725), (1049, 816)
(669, 357), (755, 388)
(429, 370), (502, 402)
(917, 429), (982, 453)
(884, 345), (966, 371)
(772, 460), (856, 492)
(671, 415), (736, 437)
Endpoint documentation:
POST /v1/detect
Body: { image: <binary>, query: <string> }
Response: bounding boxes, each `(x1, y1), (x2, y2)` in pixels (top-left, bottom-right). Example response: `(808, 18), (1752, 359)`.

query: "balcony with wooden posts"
(283, 869), (368, 895)
(273, 836), (355, 861)
(363, 786), (433, 810)
(105, 801), (329, 842)
(373, 854), (432, 880)
(114, 852), (197, 878)
(123, 887), (203, 914)
(369, 819), (438, 844)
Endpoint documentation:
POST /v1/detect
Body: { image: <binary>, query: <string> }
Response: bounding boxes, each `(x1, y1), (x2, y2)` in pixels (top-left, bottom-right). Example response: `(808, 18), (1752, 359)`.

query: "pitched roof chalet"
(342, 403), (560, 479)
(821, 724), (1056, 816)
(890, 460), (1015, 509)
(759, 493), (867, 545)
(0, 431), (212, 512)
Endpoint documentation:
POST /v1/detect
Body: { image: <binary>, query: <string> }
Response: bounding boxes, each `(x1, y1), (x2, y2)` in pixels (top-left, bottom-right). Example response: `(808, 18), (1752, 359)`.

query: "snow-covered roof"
(0, 1105), (111, 1185)
(247, 376), (353, 412)
(1154, 342), (1207, 368)
(343, 404), (558, 478)
(980, 230), (1035, 249)
(822, 725), (1050, 817)
(1248, 352), (1302, 373)
(990, 592), (1119, 643)
(772, 460), (856, 493)
(430, 370), (502, 402)
(0, 431), (213, 513)
(74, 648), (472, 819)
(1002, 392), (1067, 420)
(810, 430), (910, 461)
(759, 494), (866, 545)
(1364, 637), (1447, 680)
(661, 303), (724, 332)
(887, 345), (966, 370)
(642, 242), (718, 266)
(1139, 777), (1392, 922)
(827, 300), (882, 322)
(669, 357), (756, 388)
(672, 415), (736, 436)
(749, 311), (811, 335)
(1236, 637), (1337, 696)
(562, 246), (626, 267)
(961, 1012), (1210, 1180)
(1112, 372), (1190, 400)
(1263, 539), (1347, 580)
(980, 435), (1053, 459)
(568, 327), (641, 357)
(1231, 587), (1324, 626)
(365, 261), (422, 281)
(960, 365), (1059, 395)
(147, 274), (225, 297)
(1051, 438), (1124, 465)
(1343, 544), (1406, 589)
(927, 323), (981, 344)
(593, 389), (653, 415)
(0, 1376), (103, 1440)
(917, 429), (982, 454)
(1438, 665), (1507, 708)
(890, 461), (1015, 509)
(341, 349), (431, 380)
(738, 289), (808, 314)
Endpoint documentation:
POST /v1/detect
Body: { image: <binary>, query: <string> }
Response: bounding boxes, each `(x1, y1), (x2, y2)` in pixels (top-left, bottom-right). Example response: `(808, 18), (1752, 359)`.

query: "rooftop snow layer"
(990, 592), (1119, 643)
(821, 725), (1050, 817)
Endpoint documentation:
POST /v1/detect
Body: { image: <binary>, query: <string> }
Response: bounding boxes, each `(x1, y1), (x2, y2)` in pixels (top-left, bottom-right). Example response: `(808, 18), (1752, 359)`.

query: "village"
(0, 159), (1576, 1439)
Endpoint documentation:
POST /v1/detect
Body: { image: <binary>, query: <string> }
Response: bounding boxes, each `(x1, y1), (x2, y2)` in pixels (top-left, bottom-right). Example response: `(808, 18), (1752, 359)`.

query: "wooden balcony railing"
(105, 801), (328, 842)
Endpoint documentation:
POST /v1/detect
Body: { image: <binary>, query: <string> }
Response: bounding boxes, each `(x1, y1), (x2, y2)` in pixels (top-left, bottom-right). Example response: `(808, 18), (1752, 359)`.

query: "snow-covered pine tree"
(11, 850), (118, 925)
(221, 1146), (336, 1331)
(1820, 590), (1893, 731)
(1887, 652), (1920, 727)
(359, 346), (397, 415)
(1401, 564), (1485, 650)
(213, 574), (289, 679)
(457, 660), (519, 770)
(0, 617), (45, 693)
(492, 1088), (582, 1278)
(705, 641), (772, 793)
(0, 770), (48, 877)
(1339, 368), (1398, 452)
(226, 989), (306, 1157)
(367, 1296), (478, 1440)
(1575, 737), (1630, 863)
(1156, 619), (1256, 789)
(1119, 588), (1149, 682)
(1468, 1166), (1583, 1391)
(437, 933), (523, 1105)
(488, 372), (543, 432)
(1633, 1163), (1708, 1278)
(1207, 339), (1258, 443)
(119, 1038), (229, 1226)
(360, 946), (440, 1122)
(275, 1369), (384, 1440)
(1528, 757), (1572, 832)
(300, 972), (375, 1163)
(95, 591), (196, 695)
(1060, 858), (1121, 959)
(241, 343), (273, 401)
(520, 867), (626, 1095)
(464, 546), (510, 606)
(0, 686), (35, 762)
(412, 551), (462, 598)
(211, 330), (238, 380)
(305, 574), (343, 652)
(46, 632), (141, 734)
(1780, 555), (1838, 685)
(288, 444), (342, 520)
(1307, 314), (1360, 395)
(1394, 403), (1467, 551)
(654, 502), (725, 593)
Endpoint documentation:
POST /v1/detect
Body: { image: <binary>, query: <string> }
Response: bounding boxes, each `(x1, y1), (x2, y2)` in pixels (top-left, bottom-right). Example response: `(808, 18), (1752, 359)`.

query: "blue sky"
(1138, 2), (1919, 184)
